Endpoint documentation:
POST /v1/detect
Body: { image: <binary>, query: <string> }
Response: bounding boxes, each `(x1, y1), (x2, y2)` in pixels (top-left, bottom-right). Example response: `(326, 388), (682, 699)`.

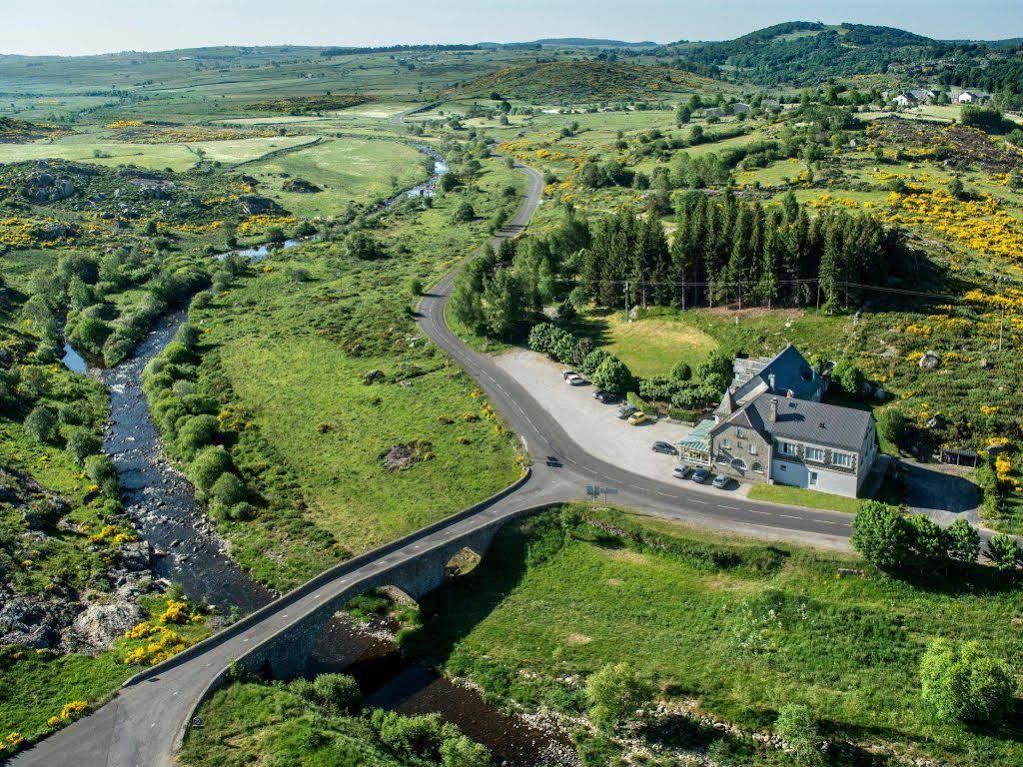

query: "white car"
(565, 373), (586, 386)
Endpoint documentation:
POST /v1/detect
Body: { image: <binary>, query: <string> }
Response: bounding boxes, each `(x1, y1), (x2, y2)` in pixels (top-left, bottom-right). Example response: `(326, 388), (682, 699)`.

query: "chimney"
(770, 398), (778, 422)
(768, 373), (776, 391)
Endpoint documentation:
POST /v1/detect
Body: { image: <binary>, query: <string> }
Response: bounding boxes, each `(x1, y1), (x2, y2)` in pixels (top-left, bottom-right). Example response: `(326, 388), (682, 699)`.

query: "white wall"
(771, 459), (858, 497)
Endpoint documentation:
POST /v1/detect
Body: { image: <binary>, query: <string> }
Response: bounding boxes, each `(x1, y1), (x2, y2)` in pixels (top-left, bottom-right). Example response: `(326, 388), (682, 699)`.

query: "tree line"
(450, 193), (908, 345)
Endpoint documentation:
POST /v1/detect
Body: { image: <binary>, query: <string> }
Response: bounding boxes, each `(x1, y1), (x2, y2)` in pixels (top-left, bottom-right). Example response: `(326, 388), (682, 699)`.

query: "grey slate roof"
(744, 393), (873, 452)
(730, 344), (824, 403)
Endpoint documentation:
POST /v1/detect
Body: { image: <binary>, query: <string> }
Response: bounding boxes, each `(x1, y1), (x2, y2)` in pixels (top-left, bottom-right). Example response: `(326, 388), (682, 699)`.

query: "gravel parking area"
(495, 349), (749, 497)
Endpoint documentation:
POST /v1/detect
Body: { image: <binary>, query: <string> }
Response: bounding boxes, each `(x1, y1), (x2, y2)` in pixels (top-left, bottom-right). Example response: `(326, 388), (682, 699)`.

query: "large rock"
(0, 597), (68, 649)
(21, 172), (75, 203)
(118, 541), (152, 572)
(68, 601), (145, 651)
(238, 194), (287, 216)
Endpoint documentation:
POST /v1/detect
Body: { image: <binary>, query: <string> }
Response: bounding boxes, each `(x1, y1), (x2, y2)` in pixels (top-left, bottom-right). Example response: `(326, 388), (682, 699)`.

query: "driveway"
(494, 349), (749, 497)
(900, 459), (981, 524)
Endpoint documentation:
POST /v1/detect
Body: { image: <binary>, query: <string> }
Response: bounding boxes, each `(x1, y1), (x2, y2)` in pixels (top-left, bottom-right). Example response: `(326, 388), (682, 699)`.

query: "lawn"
(242, 137), (430, 217)
(585, 309), (720, 378)
(409, 505), (1023, 767)
(747, 483), (861, 513)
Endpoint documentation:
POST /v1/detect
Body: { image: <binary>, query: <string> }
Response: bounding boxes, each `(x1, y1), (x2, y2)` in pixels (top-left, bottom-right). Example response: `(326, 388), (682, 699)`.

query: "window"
(805, 447), (824, 462)
(779, 441), (796, 456)
(752, 462), (764, 473)
(721, 438), (731, 450)
(779, 464), (787, 472)
(736, 428), (746, 439)
(732, 459), (747, 471)
(716, 454), (728, 464)
(833, 452), (854, 468)
(809, 471), (819, 487)
(749, 443), (757, 455)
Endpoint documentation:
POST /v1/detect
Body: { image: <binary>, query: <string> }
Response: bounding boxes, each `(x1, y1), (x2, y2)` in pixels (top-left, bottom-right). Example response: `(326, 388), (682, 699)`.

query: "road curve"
(415, 158), (853, 550)
(9, 152), (853, 767)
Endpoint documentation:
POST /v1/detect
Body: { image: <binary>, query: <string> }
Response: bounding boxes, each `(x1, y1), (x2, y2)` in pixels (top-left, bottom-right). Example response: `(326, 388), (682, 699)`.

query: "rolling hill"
(670, 21), (941, 85)
(452, 60), (716, 103)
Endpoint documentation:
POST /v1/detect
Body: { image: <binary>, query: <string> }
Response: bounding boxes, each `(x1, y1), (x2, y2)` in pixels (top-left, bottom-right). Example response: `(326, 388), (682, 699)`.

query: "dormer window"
(736, 428), (746, 439)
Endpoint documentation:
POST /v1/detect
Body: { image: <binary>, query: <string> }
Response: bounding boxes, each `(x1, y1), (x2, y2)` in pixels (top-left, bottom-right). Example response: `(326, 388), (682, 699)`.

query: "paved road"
(11, 155), (852, 767)
(9, 476), (572, 767)
(415, 159), (852, 550)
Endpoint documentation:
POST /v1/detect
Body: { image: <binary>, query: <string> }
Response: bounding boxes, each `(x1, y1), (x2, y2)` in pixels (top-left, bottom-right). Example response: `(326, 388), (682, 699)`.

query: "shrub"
(210, 472), (246, 507)
(987, 534), (1021, 572)
(905, 514), (947, 564)
(69, 316), (112, 357)
(189, 446), (232, 492)
(581, 348), (610, 376)
(592, 356), (635, 396)
(375, 710), (444, 757)
(833, 360), (866, 397)
(876, 408), (908, 448)
(670, 361), (692, 382)
(453, 201), (476, 223)
(177, 414), (218, 457)
(410, 278), (424, 296)
(774, 703), (823, 766)
(439, 734), (491, 767)
(851, 500), (910, 570)
(310, 673), (362, 714)
(946, 518), (981, 564)
(85, 454), (119, 495)
(24, 404), (59, 445)
(920, 639), (1015, 723)
(65, 428), (101, 466)
(585, 663), (653, 731)
(162, 341), (193, 366)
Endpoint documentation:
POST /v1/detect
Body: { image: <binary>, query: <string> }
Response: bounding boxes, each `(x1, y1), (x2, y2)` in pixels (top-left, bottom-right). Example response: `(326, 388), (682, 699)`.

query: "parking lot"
(495, 349), (750, 497)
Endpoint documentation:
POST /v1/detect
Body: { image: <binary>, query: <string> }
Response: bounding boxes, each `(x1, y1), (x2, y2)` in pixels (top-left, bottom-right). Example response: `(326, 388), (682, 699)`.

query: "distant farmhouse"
(703, 107), (725, 118)
(955, 90), (989, 104)
(678, 346), (878, 498)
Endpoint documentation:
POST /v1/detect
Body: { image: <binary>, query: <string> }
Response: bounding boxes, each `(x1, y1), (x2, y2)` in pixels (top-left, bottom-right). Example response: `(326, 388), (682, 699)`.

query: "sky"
(4, 0), (1021, 56)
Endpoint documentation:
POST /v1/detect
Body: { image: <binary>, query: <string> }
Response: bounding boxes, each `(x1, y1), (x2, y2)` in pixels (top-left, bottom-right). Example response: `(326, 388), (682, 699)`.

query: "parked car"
(712, 474), (731, 489)
(672, 464), (692, 479)
(566, 374), (586, 386)
(545, 455), (563, 468)
(616, 404), (637, 419)
(562, 370), (578, 381)
(652, 441), (678, 455)
(627, 411), (649, 426)
(691, 468), (710, 484)
(593, 390), (620, 404)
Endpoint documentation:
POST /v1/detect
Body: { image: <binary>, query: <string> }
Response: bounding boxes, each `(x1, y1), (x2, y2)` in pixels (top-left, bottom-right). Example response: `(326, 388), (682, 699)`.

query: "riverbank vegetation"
(179, 672), (493, 767)
(406, 504), (1023, 766)
(141, 153), (524, 591)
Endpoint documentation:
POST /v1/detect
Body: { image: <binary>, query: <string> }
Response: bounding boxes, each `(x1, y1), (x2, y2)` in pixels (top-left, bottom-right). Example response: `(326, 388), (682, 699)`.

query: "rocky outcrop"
(21, 172), (75, 203)
(282, 178), (322, 193)
(238, 194), (287, 216)
(68, 600), (146, 650)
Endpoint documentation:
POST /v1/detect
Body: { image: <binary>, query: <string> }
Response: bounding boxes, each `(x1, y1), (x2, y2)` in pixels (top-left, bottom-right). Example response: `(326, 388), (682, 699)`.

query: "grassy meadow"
(408, 505), (1023, 767)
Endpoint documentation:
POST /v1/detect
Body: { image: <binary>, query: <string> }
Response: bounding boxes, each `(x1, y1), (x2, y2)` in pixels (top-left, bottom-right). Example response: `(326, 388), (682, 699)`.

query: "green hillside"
(454, 60), (717, 103)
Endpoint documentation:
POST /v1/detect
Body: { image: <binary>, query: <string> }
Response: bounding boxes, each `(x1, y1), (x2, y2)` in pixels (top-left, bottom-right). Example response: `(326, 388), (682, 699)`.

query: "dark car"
(593, 390), (620, 404)
(652, 441), (678, 455)
(545, 455), (563, 468)
(691, 468), (711, 484)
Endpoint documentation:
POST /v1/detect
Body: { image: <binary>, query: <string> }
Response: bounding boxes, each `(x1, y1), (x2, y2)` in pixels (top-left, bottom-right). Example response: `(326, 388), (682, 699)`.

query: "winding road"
(10, 155), (852, 767)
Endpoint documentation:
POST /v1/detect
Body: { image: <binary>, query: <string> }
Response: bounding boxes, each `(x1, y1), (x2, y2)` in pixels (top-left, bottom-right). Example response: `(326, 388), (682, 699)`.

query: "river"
(60, 149), (576, 766)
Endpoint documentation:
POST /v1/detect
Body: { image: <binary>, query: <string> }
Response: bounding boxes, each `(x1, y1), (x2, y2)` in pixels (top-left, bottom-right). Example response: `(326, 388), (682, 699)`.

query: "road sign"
(586, 486), (618, 504)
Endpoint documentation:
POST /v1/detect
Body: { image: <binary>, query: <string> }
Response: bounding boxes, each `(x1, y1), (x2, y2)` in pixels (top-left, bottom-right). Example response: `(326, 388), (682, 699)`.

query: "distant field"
(243, 137), (429, 216)
(0, 133), (317, 171)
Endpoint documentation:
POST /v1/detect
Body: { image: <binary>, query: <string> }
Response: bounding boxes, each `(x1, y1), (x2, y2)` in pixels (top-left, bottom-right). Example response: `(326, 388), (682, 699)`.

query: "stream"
(60, 149), (575, 766)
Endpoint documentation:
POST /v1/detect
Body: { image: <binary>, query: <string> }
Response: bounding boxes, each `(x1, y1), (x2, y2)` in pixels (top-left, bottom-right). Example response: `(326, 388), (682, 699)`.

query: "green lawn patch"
(747, 483), (861, 513)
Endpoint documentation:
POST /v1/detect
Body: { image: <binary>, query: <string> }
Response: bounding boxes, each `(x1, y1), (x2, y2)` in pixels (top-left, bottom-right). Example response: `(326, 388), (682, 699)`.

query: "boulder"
(21, 172), (75, 203)
(918, 350), (940, 369)
(282, 178), (322, 193)
(67, 601), (145, 651)
(118, 541), (152, 572)
(238, 194), (287, 216)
